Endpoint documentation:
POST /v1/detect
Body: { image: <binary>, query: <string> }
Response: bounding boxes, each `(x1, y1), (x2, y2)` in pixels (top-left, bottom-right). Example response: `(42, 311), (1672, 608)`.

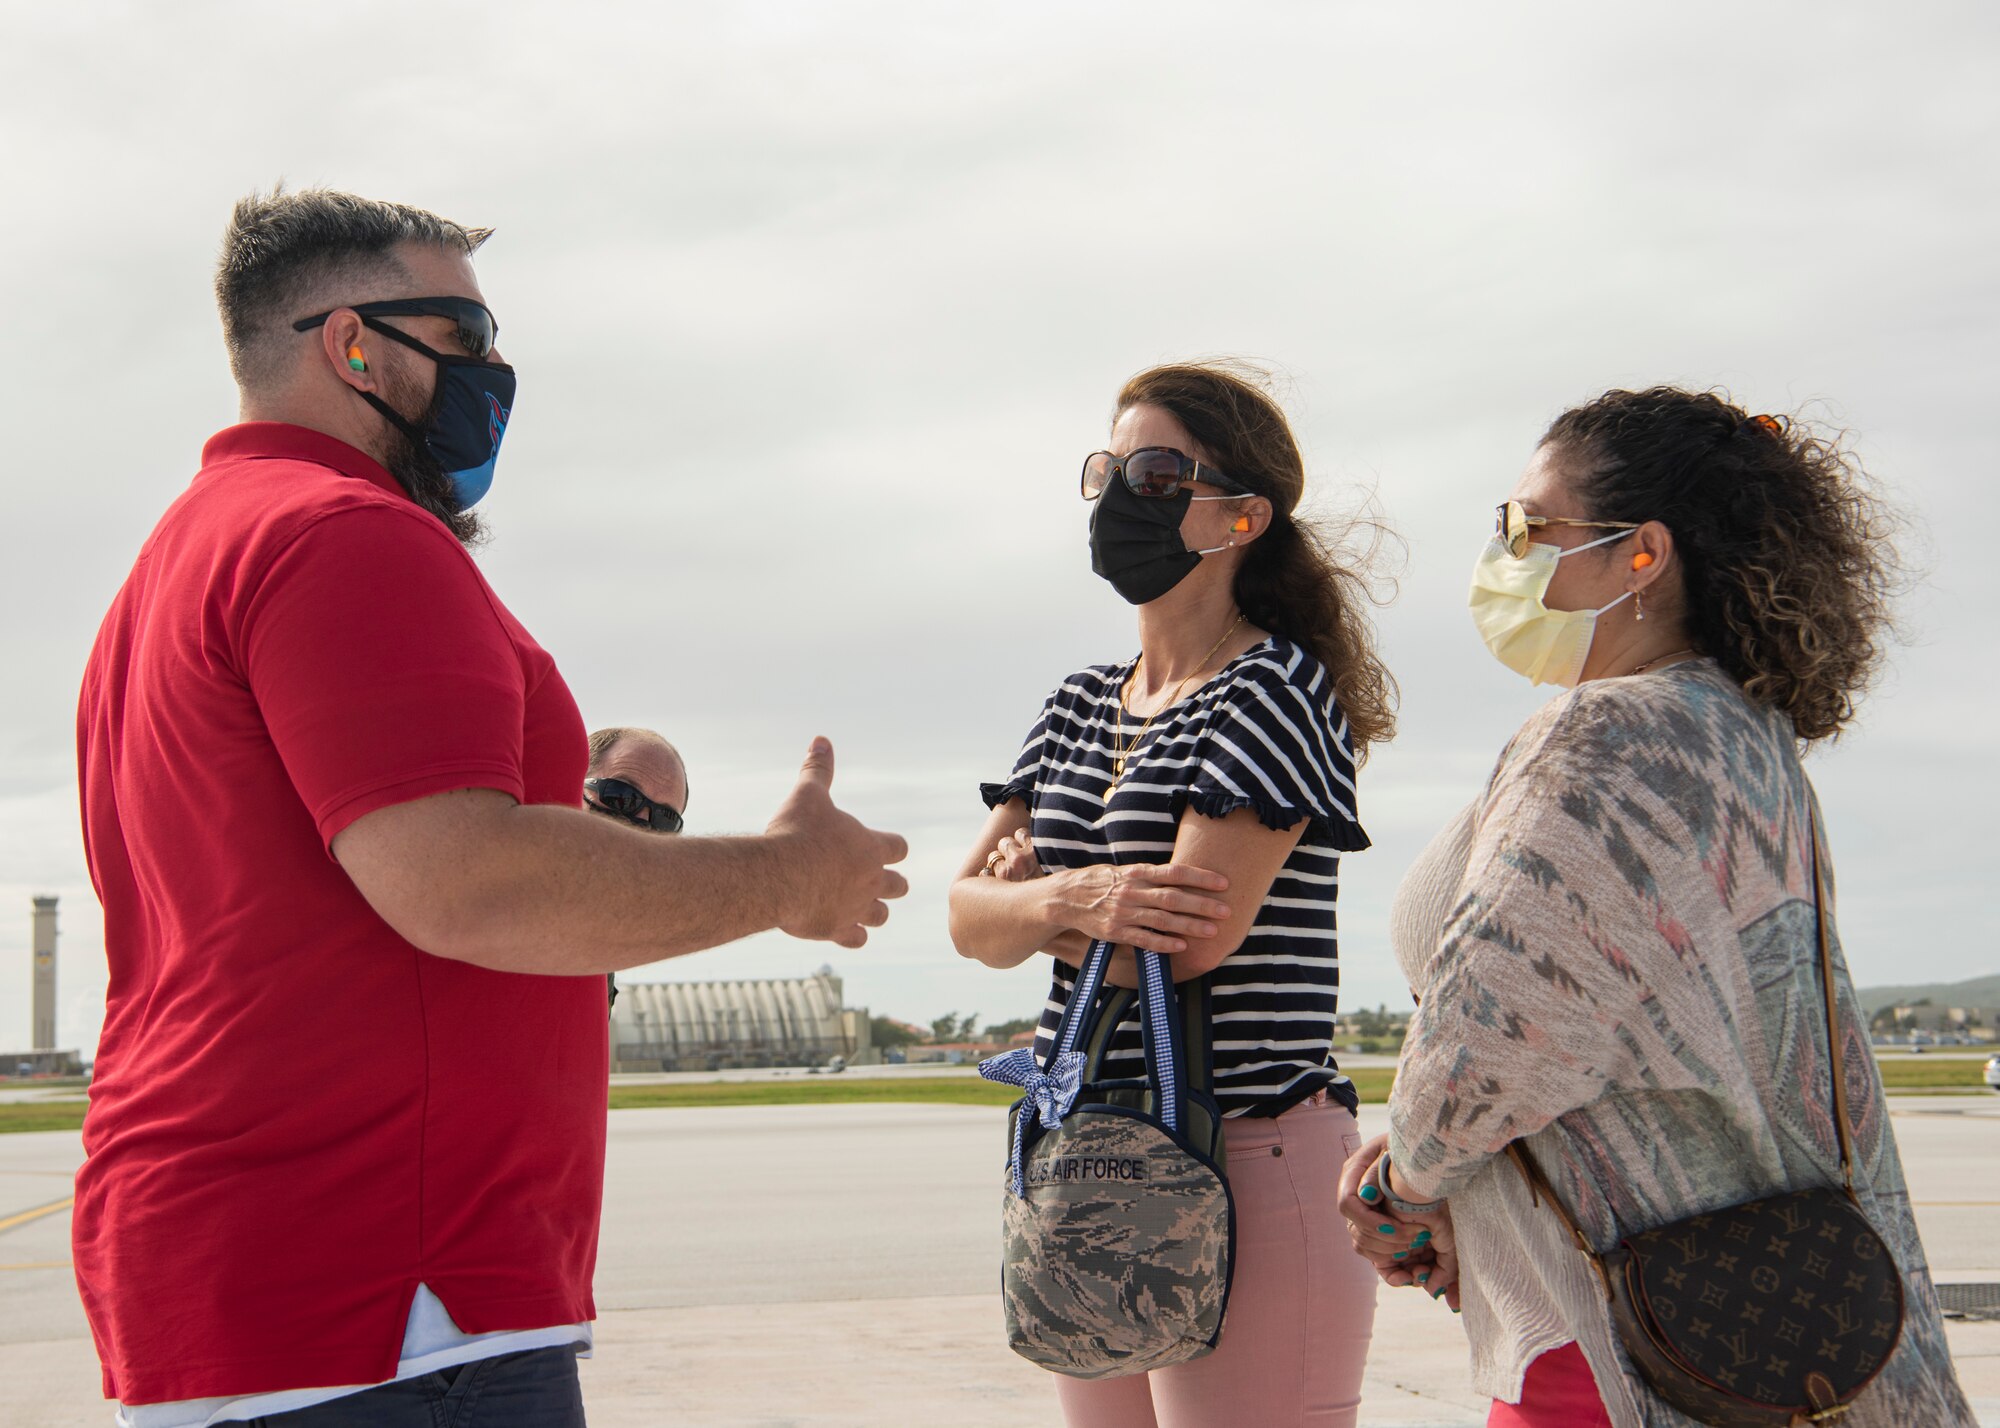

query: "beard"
(377, 362), (487, 549)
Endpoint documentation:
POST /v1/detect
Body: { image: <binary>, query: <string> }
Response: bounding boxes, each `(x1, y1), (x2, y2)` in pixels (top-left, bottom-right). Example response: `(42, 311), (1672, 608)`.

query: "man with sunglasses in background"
(585, 727), (689, 837)
(585, 726), (690, 1012)
(74, 187), (907, 1428)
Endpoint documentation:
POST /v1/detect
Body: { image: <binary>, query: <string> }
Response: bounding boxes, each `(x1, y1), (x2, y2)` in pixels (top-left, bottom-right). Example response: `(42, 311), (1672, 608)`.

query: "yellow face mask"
(1468, 531), (1634, 687)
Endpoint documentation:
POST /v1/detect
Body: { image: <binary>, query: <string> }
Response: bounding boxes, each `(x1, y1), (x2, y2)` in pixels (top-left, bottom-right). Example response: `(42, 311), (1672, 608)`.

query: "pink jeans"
(1053, 1094), (1380, 1428)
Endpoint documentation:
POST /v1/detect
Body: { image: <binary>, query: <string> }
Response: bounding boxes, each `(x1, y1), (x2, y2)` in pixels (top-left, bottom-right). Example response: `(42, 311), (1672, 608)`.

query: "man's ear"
(318, 310), (377, 393)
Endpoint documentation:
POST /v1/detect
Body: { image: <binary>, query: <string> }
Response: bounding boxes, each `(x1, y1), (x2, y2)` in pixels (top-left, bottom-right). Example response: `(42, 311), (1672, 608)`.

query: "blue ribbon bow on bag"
(979, 1047), (1086, 1197)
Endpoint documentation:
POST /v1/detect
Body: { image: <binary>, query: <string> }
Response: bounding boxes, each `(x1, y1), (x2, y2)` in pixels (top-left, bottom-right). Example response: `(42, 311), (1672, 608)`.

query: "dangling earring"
(1635, 590), (1646, 622)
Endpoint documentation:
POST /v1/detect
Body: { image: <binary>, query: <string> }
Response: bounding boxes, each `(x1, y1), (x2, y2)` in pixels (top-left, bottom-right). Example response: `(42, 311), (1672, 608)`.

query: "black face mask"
(1089, 475), (1201, 605)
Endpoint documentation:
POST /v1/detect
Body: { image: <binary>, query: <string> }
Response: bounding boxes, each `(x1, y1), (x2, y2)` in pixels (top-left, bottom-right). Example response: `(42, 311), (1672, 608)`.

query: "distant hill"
(1855, 974), (2000, 1017)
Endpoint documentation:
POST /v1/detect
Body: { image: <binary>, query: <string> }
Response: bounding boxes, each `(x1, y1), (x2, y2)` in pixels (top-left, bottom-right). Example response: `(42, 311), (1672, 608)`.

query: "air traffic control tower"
(32, 896), (56, 1051)
(3, 895), (82, 1077)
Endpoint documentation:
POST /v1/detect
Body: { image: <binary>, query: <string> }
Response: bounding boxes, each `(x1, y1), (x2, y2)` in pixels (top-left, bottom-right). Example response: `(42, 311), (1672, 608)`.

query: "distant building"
(1879, 1003), (1996, 1042)
(6, 896), (84, 1079)
(905, 1040), (1009, 1066)
(610, 964), (874, 1072)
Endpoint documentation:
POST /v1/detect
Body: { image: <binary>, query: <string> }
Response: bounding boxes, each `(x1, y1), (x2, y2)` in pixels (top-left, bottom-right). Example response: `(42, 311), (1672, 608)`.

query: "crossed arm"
(946, 799), (1304, 985)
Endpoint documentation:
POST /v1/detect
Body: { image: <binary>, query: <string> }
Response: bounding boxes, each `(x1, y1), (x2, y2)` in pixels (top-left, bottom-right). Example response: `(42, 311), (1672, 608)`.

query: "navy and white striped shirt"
(981, 636), (1369, 1118)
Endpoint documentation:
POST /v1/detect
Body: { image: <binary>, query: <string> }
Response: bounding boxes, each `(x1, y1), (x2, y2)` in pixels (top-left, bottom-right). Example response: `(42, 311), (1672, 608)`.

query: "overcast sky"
(2, 1), (1996, 1055)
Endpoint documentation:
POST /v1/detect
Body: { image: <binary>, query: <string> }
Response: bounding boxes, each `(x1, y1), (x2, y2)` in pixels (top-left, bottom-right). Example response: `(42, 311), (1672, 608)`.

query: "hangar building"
(610, 964), (874, 1072)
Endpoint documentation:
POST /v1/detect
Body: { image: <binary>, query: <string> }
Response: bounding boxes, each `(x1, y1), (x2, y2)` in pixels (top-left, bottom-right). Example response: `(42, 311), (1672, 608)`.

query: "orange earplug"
(346, 346), (368, 373)
(1632, 552), (1655, 571)
(1232, 516), (1251, 533)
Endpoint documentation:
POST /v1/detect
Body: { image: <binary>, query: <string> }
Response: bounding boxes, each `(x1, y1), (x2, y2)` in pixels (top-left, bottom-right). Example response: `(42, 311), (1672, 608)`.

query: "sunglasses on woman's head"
(584, 777), (683, 834)
(293, 296), (500, 360)
(1494, 500), (1639, 560)
(1082, 447), (1251, 501)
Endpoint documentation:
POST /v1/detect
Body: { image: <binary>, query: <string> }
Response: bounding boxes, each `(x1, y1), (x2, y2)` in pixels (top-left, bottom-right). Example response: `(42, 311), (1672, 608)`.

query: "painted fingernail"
(1414, 1231), (1432, 1245)
(1393, 1251), (1408, 1260)
(1417, 1272), (1430, 1284)
(1358, 1185), (1380, 1203)
(1378, 1224), (1396, 1235)
(1451, 1306), (1461, 1314)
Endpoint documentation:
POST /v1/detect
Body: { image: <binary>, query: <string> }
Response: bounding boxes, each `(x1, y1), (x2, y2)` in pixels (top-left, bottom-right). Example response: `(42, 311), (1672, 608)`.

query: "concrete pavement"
(2, 1097), (1995, 1426)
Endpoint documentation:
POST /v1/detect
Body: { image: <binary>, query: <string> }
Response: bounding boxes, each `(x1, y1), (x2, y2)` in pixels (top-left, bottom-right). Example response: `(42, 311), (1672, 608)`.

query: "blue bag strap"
(1134, 950), (1182, 1135)
(1047, 940), (1114, 1067)
(1039, 942), (1189, 1139)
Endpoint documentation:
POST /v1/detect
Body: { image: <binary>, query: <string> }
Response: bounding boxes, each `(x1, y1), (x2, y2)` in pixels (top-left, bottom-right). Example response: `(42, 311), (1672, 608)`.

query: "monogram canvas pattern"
(1388, 662), (1972, 1428)
(1000, 1106), (1232, 1379)
(1614, 1188), (1903, 1420)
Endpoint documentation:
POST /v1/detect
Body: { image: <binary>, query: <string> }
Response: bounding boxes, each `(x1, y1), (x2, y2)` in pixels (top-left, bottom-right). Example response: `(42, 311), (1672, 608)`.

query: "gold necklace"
(1113, 615), (1244, 784)
(1628, 647), (1699, 676)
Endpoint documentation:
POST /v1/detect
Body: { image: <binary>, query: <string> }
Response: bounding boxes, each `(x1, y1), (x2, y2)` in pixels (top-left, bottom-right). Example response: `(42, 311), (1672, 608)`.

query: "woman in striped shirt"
(949, 362), (1397, 1428)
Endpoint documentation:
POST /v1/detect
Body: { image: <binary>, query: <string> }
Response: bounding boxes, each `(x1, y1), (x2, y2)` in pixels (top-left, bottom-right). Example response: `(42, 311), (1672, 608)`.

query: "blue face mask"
(358, 319), (516, 509)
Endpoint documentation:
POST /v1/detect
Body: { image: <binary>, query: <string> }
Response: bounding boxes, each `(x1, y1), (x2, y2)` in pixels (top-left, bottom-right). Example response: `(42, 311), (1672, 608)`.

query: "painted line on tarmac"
(0, 1260), (70, 1271)
(0, 1196), (73, 1235)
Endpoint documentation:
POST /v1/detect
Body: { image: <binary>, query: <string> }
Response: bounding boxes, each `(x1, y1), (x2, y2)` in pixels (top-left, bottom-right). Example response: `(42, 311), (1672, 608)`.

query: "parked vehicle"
(1984, 1054), (2000, 1093)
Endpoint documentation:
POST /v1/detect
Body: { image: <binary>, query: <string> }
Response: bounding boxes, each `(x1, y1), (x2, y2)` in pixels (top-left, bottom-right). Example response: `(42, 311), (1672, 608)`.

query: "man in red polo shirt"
(74, 188), (908, 1427)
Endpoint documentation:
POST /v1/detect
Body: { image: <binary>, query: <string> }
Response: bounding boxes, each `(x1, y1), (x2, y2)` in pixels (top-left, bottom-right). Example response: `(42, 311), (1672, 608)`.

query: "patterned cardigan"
(1387, 661), (1972, 1428)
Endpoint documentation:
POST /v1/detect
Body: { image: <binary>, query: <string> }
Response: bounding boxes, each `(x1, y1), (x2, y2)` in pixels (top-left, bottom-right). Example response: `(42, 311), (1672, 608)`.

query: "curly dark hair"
(1543, 387), (1907, 743)
(1116, 362), (1399, 757)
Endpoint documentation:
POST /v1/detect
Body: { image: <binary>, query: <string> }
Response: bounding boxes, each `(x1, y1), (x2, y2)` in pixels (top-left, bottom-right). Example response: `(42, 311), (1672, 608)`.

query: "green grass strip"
(1877, 1057), (1989, 1091)
(2, 1059), (1984, 1136)
(608, 1065), (1400, 1112)
(0, 1103), (89, 1134)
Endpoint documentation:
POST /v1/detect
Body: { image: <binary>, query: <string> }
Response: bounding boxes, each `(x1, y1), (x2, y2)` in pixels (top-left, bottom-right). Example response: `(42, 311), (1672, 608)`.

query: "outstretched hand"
(768, 738), (909, 949)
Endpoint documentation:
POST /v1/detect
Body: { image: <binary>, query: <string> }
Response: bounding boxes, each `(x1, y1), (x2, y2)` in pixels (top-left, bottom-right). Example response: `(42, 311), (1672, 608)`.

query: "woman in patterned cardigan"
(1338, 389), (1973, 1427)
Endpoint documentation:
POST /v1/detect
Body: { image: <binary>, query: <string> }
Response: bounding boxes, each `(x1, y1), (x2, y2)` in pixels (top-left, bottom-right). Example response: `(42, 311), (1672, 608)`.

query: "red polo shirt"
(75, 423), (603, 1405)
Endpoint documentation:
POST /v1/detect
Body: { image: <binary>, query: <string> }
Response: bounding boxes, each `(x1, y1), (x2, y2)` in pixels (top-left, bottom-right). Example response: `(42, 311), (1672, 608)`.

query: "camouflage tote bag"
(977, 940), (1234, 1378)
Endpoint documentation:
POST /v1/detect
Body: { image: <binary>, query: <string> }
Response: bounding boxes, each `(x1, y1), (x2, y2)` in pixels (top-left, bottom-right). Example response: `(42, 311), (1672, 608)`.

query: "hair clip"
(1742, 413), (1784, 437)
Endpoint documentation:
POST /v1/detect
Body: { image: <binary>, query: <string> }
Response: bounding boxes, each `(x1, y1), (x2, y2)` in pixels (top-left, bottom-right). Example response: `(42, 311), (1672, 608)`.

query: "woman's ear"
(1231, 498), (1274, 544)
(1626, 520), (1675, 593)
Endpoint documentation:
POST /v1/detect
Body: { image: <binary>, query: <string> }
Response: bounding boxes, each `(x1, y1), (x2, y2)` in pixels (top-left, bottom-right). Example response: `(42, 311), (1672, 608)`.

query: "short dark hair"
(215, 186), (491, 391)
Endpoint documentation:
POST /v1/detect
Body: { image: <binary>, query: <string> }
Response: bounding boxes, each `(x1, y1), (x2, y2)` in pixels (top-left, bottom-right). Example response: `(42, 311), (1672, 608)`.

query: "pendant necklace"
(1111, 615), (1244, 790)
(1628, 647), (1699, 676)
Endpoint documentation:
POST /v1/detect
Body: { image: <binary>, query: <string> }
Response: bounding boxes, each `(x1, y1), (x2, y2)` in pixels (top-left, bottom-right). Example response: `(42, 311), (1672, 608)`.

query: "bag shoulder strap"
(1505, 1144), (1613, 1296)
(1808, 804), (1856, 1193)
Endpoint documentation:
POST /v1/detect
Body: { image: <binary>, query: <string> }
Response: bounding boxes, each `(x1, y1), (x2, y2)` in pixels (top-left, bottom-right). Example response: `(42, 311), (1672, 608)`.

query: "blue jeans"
(247, 1346), (585, 1427)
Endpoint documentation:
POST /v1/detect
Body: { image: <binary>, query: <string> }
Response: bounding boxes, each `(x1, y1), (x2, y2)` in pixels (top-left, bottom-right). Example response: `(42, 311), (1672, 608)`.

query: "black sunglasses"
(1081, 447), (1251, 501)
(584, 777), (684, 834)
(293, 296), (500, 359)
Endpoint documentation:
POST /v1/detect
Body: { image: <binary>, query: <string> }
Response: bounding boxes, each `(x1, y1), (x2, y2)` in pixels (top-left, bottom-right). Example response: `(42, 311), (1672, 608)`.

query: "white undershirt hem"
(115, 1284), (593, 1428)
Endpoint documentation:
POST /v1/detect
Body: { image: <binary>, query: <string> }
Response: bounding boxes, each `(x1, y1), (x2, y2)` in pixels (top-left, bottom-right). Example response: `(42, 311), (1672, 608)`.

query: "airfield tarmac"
(1, 1096), (1995, 1427)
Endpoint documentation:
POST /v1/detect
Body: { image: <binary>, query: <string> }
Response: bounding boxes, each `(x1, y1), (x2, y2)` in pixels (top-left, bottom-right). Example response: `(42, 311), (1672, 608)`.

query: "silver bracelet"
(1373, 1150), (1444, 1217)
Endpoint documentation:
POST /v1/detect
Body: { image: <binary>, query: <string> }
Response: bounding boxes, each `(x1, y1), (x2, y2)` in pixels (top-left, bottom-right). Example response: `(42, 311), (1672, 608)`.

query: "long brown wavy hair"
(1543, 387), (1908, 743)
(1116, 362), (1398, 757)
